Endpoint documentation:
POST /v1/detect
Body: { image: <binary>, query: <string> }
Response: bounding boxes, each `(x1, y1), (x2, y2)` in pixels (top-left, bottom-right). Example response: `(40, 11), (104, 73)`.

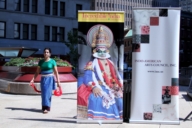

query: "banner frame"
(77, 10), (124, 124)
(129, 7), (181, 125)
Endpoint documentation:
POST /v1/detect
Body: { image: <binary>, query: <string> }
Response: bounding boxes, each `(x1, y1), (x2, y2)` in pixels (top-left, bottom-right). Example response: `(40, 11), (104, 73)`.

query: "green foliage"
(4, 58), (25, 66)
(64, 30), (80, 69)
(4, 57), (72, 67)
(52, 57), (72, 67)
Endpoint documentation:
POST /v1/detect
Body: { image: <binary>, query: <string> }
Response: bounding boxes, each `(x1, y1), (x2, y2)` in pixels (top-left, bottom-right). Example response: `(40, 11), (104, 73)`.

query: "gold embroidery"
(84, 62), (93, 71)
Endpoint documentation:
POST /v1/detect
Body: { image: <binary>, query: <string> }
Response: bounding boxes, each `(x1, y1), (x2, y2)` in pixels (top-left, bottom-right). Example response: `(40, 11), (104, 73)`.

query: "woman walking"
(30, 48), (61, 114)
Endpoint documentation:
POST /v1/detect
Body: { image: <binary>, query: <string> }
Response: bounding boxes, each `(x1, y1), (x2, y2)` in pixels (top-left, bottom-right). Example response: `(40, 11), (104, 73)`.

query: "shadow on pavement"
(59, 116), (77, 119)
(9, 118), (76, 123)
(179, 117), (192, 121)
(61, 98), (77, 100)
(181, 94), (192, 101)
(5, 107), (42, 113)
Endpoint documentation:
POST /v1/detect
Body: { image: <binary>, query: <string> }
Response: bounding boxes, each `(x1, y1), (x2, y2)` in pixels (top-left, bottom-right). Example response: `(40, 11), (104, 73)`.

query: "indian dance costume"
(77, 25), (123, 120)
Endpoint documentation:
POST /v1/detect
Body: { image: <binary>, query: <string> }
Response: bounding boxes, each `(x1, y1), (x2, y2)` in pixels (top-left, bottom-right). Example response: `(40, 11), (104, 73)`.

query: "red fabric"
(98, 59), (111, 87)
(107, 59), (122, 87)
(98, 59), (122, 88)
(77, 84), (91, 106)
(30, 83), (41, 93)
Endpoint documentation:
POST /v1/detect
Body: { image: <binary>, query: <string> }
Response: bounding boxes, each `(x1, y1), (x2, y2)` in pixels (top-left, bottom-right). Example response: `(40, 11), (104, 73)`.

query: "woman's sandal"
(43, 110), (48, 114)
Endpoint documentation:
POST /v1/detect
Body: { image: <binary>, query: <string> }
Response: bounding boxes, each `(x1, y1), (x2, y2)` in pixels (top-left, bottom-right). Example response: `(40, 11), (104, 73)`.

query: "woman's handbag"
(54, 86), (62, 96)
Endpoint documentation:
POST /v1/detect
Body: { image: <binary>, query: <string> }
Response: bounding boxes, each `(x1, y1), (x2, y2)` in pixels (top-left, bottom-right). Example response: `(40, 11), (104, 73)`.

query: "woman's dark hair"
(44, 48), (52, 54)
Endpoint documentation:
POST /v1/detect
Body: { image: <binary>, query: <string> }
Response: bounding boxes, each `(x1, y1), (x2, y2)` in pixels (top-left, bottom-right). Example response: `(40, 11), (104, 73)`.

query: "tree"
(64, 30), (79, 76)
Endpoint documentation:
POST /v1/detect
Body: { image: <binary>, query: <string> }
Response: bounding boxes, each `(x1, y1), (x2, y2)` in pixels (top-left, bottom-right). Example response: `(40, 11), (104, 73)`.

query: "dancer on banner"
(78, 25), (123, 120)
(30, 48), (61, 114)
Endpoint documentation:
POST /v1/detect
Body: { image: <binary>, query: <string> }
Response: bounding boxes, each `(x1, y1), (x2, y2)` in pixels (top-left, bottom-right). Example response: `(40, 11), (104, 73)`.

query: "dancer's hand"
(92, 87), (102, 97)
(29, 79), (34, 86)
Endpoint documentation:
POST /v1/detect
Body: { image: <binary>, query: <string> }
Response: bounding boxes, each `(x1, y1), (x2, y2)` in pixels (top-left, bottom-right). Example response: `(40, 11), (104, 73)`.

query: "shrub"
(4, 57), (72, 67)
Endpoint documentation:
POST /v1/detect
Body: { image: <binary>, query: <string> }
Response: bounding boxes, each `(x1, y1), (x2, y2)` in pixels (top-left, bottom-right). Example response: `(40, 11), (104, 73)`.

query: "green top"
(38, 58), (56, 72)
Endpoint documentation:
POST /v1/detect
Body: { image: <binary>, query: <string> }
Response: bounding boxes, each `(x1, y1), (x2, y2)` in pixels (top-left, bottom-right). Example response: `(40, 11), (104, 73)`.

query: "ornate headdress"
(87, 24), (114, 59)
(87, 24), (113, 49)
(92, 26), (110, 48)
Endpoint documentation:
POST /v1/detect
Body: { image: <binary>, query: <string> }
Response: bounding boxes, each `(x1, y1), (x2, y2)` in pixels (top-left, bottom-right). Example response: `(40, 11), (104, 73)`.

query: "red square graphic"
(150, 17), (159, 26)
(141, 26), (150, 34)
(144, 113), (152, 120)
(170, 86), (179, 95)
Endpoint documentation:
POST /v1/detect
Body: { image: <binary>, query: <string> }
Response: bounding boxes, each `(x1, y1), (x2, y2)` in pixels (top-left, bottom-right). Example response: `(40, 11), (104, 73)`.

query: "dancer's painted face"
(96, 48), (107, 58)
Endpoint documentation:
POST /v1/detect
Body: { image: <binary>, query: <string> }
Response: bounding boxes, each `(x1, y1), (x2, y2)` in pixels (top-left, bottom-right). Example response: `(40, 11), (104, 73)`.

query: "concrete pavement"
(0, 86), (192, 128)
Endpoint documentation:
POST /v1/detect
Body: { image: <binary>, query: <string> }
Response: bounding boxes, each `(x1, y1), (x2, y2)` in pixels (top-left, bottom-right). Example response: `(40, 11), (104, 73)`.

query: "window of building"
(32, 0), (37, 13)
(187, 29), (191, 38)
(31, 25), (37, 40)
(0, 22), (5, 38)
(14, 23), (20, 39)
(59, 27), (65, 41)
(97, 2), (98, 7)
(130, 53), (132, 60)
(45, 0), (50, 14)
(23, 0), (29, 12)
(181, 28), (186, 38)
(0, 0), (5, 9)
(15, 0), (21, 11)
(53, 1), (58, 16)
(180, 40), (184, 49)
(187, 18), (190, 26)
(60, 2), (65, 16)
(103, 3), (105, 7)
(76, 4), (82, 18)
(52, 26), (57, 41)
(23, 24), (29, 39)
(44, 26), (50, 41)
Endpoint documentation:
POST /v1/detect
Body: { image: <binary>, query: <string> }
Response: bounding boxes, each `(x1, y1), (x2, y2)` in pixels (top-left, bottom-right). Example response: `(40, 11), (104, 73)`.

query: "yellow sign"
(78, 11), (124, 22)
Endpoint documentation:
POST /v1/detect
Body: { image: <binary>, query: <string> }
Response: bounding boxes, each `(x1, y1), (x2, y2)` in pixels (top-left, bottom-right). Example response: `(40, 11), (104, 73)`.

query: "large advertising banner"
(130, 8), (181, 124)
(77, 11), (124, 123)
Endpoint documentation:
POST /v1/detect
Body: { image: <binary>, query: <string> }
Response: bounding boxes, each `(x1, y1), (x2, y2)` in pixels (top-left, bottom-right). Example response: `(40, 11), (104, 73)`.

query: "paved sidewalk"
(0, 86), (191, 128)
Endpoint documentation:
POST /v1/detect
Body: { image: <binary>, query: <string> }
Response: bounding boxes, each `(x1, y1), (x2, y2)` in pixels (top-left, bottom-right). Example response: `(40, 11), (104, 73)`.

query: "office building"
(0, 0), (91, 56)
(179, 0), (192, 12)
(91, 0), (153, 29)
(152, 0), (179, 7)
(180, 11), (192, 67)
